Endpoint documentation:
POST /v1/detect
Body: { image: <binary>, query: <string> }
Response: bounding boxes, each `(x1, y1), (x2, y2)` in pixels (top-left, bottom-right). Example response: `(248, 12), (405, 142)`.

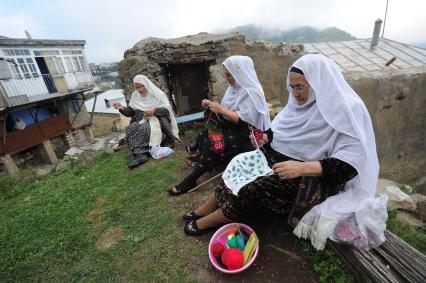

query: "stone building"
(0, 35), (96, 175)
(119, 32), (304, 115)
(119, 32), (426, 193)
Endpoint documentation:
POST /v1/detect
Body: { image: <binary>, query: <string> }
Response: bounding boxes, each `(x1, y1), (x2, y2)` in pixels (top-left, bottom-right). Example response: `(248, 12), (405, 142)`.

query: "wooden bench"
(329, 230), (426, 283)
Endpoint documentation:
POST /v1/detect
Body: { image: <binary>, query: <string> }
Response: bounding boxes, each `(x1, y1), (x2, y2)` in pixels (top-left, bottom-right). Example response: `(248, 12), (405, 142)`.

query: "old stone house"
(0, 35), (96, 175)
(119, 31), (426, 193)
(119, 32), (304, 116)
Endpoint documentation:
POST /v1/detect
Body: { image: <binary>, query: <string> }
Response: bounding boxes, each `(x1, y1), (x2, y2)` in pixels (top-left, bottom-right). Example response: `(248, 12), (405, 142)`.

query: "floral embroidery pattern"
(223, 149), (274, 195)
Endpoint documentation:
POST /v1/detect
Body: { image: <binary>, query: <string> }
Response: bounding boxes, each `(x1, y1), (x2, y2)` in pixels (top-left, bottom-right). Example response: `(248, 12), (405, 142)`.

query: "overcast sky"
(1, 0), (425, 63)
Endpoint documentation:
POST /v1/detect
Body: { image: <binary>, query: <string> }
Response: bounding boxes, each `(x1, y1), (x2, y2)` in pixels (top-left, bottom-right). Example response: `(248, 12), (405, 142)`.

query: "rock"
(56, 160), (71, 171)
(79, 151), (95, 164)
(396, 211), (424, 227)
(410, 193), (426, 220)
(36, 164), (56, 176)
(104, 148), (115, 155)
(65, 147), (84, 156)
(376, 179), (416, 211)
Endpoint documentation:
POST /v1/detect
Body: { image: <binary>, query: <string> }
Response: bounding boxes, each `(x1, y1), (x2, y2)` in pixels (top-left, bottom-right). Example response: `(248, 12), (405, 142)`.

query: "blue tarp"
(176, 111), (204, 124)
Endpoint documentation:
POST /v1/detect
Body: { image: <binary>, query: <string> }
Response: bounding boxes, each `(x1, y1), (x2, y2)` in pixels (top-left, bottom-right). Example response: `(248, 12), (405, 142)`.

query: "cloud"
(1, 0), (425, 63)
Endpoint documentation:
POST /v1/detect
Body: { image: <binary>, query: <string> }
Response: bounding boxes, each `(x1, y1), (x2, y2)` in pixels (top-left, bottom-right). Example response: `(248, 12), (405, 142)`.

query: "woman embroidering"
(183, 54), (387, 251)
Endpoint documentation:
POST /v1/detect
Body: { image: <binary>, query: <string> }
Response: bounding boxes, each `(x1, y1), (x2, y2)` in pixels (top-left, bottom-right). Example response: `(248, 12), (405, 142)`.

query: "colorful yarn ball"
(222, 248), (244, 270)
(228, 236), (238, 248)
(211, 242), (225, 257)
(235, 234), (246, 250)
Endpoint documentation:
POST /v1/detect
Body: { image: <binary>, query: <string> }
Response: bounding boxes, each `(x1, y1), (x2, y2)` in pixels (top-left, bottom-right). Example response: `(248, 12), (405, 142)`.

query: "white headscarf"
(129, 75), (179, 143)
(222, 56), (271, 131)
(271, 54), (387, 250)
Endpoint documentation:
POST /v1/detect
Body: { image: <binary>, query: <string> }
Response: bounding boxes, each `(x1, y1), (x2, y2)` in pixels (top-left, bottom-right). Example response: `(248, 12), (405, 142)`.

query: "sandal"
(182, 211), (203, 221)
(184, 220), (213, 236)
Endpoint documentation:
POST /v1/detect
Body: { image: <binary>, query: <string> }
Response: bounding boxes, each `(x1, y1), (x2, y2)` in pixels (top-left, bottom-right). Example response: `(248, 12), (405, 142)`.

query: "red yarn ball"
(222, 248), (244, 270)
(212, 242), (225, 257)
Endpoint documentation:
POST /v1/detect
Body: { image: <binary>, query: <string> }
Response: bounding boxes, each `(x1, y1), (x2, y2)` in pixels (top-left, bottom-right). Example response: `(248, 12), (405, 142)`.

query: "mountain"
(227, 24), (356, 43)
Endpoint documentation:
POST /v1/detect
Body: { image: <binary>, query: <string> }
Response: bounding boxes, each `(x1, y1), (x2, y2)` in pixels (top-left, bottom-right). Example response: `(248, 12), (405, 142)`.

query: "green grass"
(2, 146), (424, 282)
(0, 150), (204, 282)
(387, 211), (426, 254)
(298, 240), (353, 283)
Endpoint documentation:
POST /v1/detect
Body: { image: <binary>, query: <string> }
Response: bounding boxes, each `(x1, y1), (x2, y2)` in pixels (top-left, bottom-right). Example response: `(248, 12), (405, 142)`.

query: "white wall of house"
(0, 46), (94, 98)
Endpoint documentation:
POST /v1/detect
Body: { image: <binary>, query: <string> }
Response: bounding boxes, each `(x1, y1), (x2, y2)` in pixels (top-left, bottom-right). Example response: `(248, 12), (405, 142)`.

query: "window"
(25, 58), (39, 77)
(2, 49), (30, 56)
(53, 57), (65, 73)
(78, 56), (88, 70)
(64, 57), (74, 72)
(72, 56), (83, 71)
(44, 56), (65, 74)
(62, 50), (83, 55)
(17, 58), (31, 78)
(33, 50), (60, 56)
(8, 61), (22, 79)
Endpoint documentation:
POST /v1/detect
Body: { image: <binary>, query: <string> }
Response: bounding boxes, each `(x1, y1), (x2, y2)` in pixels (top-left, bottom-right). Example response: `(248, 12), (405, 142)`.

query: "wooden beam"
(329, 230), (426, 283)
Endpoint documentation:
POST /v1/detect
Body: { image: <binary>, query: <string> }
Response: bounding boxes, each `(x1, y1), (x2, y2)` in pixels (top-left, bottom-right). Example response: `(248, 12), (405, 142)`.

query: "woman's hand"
(144, 108), (156, 117)
(113, 103), (124, 110)
(208, 101), (223, 114)
(250, 133), (268, 148)
(272, 160), (305, 180)
(201, 99), (211, 109)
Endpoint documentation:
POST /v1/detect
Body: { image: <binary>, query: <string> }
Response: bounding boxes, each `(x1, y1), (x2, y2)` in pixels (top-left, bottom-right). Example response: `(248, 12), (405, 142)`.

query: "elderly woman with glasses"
(182, 54), (387, 251)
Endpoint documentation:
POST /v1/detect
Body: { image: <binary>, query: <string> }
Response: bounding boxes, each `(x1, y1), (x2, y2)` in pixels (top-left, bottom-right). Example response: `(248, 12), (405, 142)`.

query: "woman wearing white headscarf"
(183, 54), (387, 252)
(169, 55), (270, 195)
(113, 75), (179, 168)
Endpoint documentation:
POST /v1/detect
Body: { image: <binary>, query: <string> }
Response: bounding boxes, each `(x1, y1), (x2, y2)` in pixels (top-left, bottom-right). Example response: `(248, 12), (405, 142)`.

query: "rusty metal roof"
(304, 38), (426, 72)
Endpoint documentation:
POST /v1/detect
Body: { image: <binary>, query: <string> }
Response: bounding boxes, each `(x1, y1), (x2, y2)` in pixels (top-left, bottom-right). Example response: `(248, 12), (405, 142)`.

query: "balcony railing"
(0, 71), (95, 107)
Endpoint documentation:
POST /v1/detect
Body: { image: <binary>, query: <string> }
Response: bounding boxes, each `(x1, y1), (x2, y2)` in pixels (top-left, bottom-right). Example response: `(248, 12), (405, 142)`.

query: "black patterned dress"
(175, 112), (254, 192)
(215, 131), (358, 226)
(119, 106), (174, 156)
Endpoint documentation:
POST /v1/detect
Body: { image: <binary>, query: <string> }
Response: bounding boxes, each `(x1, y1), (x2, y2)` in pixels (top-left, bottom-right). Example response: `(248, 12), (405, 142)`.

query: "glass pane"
(54, 57), (65, 73)
(72, 56), (82, 71)
(24, 50), (30, 55)
(78, 56), (87, 70)
(26, 58), (34, 63)
(17, 58), (25, 63)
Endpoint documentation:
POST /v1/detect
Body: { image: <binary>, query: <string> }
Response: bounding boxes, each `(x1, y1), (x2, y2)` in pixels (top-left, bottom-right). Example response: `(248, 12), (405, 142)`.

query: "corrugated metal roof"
(304, 38), (426, 72)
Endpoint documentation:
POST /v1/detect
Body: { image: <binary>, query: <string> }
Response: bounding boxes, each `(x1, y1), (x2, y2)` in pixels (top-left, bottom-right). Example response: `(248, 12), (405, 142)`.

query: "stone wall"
(118, 33), (304, 104)
(345, 67), (426, 193)
(90, 113), (123, 137)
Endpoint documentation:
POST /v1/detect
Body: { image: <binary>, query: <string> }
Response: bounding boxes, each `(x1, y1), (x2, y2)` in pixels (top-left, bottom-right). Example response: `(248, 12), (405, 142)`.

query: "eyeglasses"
(289, 83), (309, 93)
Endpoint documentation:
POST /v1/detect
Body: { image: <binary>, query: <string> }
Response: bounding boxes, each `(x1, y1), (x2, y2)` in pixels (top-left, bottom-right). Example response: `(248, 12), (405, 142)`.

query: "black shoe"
(168, 186), (186, 196)
(182, 211), (203, 221)
(168, 181), (196, 196)
(128, 153), (148, 169)
(184, 220), (214, 236)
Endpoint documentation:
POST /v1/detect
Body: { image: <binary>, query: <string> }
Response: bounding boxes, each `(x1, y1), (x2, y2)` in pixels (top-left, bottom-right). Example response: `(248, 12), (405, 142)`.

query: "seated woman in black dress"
(182, 54), (387, 251)
(113, 75), (179, 168)
(169, 55), (271, 195)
